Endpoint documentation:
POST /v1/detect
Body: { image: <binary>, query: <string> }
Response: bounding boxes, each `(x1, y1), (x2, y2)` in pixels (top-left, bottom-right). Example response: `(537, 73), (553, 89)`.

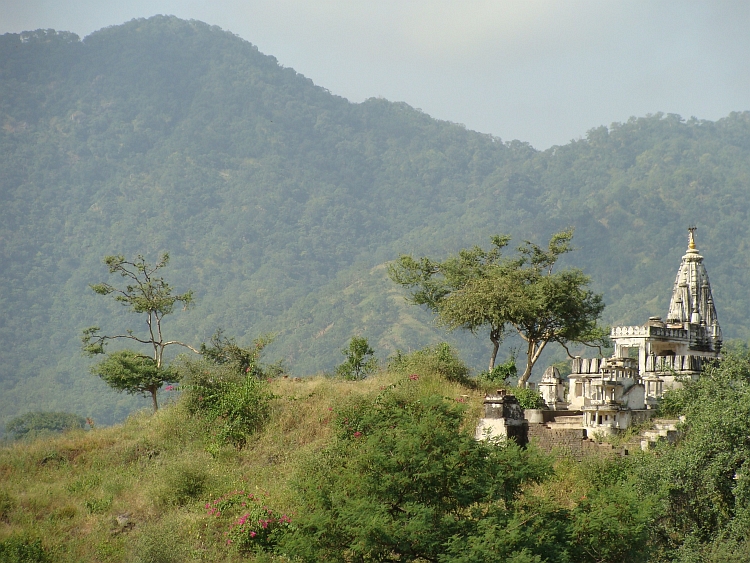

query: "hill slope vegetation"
(2, 16), (750, 425)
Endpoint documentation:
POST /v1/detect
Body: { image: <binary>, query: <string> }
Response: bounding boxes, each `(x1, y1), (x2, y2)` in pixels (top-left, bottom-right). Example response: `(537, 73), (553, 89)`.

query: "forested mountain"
(2, 16), (750, 427)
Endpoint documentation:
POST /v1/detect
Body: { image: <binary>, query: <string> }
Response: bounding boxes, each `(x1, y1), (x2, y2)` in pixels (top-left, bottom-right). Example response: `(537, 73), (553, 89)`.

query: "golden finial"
(688, 226), (697, 250)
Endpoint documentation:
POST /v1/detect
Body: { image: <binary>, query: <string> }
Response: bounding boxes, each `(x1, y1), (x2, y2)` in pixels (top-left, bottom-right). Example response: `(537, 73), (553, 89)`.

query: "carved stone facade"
(564, 229), (721, 433)
(477, 230), (722, 443)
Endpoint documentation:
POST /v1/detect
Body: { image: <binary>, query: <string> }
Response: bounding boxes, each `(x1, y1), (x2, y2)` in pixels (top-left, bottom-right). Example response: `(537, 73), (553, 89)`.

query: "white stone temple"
(561, 228), (722, 433)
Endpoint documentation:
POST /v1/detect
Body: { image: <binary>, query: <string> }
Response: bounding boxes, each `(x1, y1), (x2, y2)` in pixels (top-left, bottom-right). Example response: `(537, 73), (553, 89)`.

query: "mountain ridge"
(2, 16), (750, 427)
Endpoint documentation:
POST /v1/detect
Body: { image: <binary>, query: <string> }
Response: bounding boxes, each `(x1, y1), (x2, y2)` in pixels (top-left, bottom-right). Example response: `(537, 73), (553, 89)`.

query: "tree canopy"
(392, 230), (606, 384)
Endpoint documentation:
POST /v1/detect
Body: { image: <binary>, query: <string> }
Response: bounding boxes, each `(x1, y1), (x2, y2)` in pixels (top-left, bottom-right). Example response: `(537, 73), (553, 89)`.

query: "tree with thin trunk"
(441, 230), (607, 386)
(82, 253), (198, 411)
(388, 235), (510, 371)
(390, 230), (607, 383)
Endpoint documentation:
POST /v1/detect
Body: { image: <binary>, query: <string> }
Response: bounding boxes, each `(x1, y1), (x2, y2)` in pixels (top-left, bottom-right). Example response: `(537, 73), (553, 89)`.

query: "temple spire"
(665, 227), (722, 351)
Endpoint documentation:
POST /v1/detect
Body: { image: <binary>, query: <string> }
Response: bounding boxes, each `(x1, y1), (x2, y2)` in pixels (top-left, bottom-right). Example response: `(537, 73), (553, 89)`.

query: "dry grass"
(0, 369), (485, 562)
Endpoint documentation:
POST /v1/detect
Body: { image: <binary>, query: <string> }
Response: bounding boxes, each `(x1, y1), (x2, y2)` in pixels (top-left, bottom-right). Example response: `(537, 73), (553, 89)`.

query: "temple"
(563, 228), (722, 432)
(478, 229), (723, 440)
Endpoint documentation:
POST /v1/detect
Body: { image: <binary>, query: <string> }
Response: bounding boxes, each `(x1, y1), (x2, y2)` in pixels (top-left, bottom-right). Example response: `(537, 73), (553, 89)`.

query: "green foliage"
(180, 359), (274, 448)
(4, 411), (85, 441)
(90, 350), (178, 411)
(206, 491), (293, 553)
(155, 460), (209, 507)
(334, 336), (378, 380)
(389, 235), (511, 370)
(439, 230), (607, 385)
(478, 354), (517, 383)
(281, 385), (554, 562)
(513, 387), (546, 410)
(388, 342), (470, 383)
(631, 344), (750, 557)
(0, 537), (50, 563)
(200, 329), (274, 378)
(391, 230), (606, 384)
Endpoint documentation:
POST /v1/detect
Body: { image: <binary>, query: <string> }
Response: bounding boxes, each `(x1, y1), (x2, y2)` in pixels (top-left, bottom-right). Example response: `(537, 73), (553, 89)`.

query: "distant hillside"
(2, 16), (750, 427)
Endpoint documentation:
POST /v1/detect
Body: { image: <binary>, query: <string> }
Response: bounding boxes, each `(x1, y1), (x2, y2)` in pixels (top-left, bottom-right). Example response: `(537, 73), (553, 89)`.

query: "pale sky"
(2, 0), (749, 149)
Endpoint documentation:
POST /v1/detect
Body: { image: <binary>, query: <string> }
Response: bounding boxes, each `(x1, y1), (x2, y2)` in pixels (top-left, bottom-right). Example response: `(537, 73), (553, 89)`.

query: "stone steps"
(638, 418), (683, 450)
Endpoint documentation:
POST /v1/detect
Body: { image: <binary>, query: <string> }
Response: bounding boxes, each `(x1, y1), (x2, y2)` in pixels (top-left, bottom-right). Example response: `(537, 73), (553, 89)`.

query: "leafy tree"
(82, 253), (197, 411)
(5, 411), (86, 441)
(335, 336), (378, 380)
(391, 230), (606, 384)
(389, 235), (511, 371)
(633, 343), (750, 557)
(91, 349), (178, 412)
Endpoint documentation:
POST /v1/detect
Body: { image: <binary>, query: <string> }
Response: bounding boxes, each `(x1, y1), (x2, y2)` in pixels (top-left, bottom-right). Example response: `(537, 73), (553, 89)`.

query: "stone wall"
(527, 424), (628, 460)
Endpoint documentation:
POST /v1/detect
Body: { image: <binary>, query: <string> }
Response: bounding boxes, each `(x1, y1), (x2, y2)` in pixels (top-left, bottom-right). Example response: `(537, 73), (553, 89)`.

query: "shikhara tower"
(664, 227), (722, 352)
(560, 228), (722, 432)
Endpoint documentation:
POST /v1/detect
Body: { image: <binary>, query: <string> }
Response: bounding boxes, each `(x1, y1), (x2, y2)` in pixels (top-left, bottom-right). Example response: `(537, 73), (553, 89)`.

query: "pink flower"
(354, 431), (362, 438)
(250, 531), (256, 538)
(164, 385), (174, 391)
(409, 374), (419, 381)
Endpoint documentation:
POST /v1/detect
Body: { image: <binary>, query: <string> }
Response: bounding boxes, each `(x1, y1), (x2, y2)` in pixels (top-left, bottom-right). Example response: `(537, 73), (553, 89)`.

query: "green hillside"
(2, 16), (750, 426)
(5, 349), (750, 562)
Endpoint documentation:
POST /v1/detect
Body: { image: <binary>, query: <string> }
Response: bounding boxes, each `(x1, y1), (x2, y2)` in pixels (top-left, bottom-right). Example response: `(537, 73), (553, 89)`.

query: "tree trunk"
(150, 388), (159, 412)
(517, 339), (546, 387)
(488, 334), (500, 371)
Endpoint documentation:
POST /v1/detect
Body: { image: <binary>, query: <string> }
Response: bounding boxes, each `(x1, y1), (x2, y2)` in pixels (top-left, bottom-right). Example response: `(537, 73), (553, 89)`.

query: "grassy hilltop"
(5, 344), (750, 562)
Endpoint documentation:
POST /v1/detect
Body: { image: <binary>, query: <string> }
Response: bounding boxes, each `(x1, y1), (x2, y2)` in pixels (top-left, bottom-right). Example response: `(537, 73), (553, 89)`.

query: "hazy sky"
(2, 0), (749, 149)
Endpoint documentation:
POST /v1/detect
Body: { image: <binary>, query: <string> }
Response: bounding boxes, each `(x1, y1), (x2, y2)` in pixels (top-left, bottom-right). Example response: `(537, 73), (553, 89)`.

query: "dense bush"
(5, 411), (86, 441)
(631, 345), (750, 560)
(179, 359), (274, 448)
(280, 379), (554, 562)
(513, 387), (546, 410)
(388, 342), (470, 383)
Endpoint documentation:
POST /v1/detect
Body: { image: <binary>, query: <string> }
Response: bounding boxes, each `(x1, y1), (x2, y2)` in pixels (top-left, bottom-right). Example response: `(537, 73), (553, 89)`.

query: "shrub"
(206, 491), (292, 553)
(388, 342), (469, 383)
(5, 411), (86, 441)
(155, 459), (210, 507)
(179, 359), (274, 448)
(335, 336), (378, 380)
(281, 387), (553, 562)
(0, 536), (50, 562)
(514, 387), (546, 410)
(478, 355), (517, 383)
(199, 329), (274, 379)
